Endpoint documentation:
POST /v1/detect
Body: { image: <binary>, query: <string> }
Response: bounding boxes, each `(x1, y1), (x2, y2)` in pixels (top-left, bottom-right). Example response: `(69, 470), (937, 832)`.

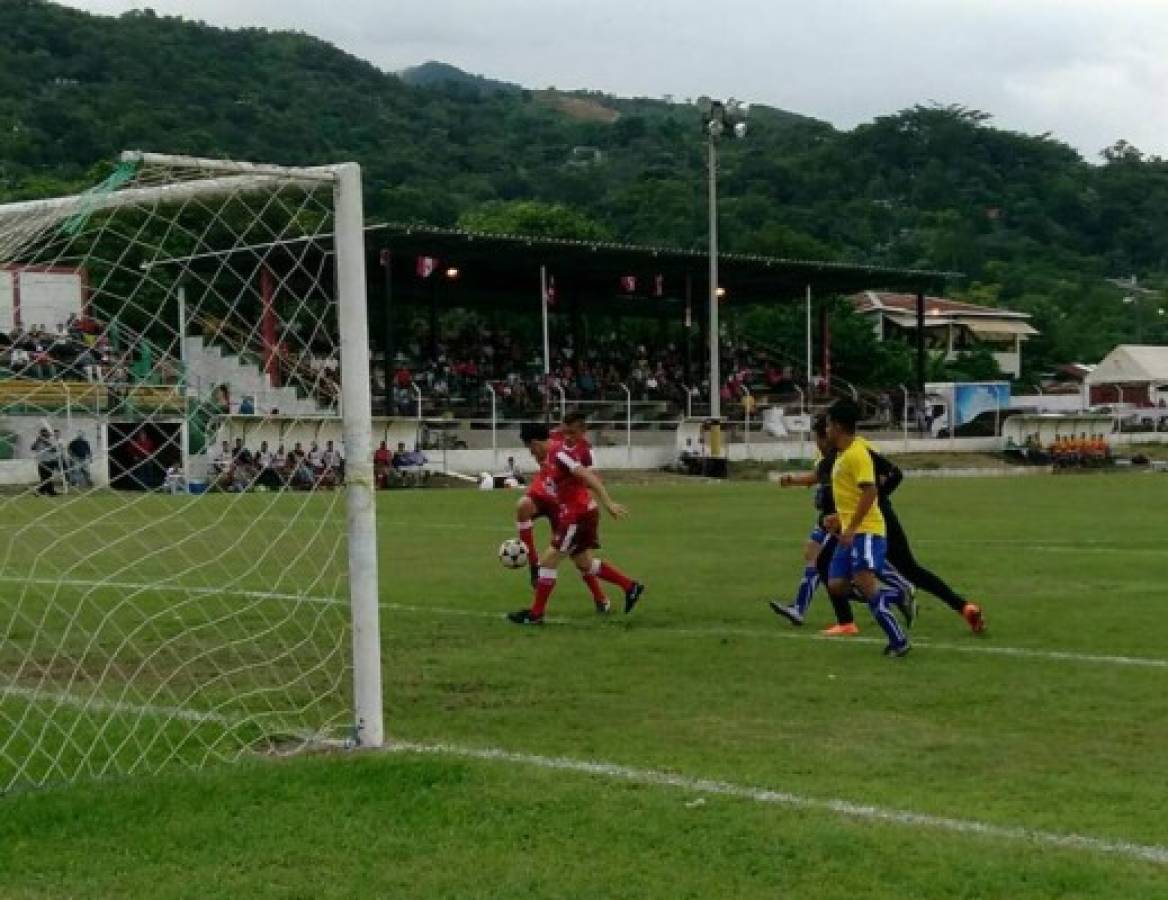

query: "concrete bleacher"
(0, 379), (105, 413)
(183, 336), (328, 417)
(0, 379), (184, 415)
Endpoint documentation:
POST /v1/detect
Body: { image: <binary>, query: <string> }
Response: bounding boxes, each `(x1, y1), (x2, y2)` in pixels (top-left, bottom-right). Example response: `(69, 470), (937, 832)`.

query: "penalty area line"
(386, 739), (1168, 866)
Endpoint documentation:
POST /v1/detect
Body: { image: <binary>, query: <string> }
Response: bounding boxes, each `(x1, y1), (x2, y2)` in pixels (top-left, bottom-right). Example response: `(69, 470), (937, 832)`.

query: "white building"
(1084, 344), (1168, 407)
(852, 291), (1038, 379)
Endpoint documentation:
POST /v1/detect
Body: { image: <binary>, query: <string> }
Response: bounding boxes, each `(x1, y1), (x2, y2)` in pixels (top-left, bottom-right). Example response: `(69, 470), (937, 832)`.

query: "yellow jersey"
(831, 436), (885, 537)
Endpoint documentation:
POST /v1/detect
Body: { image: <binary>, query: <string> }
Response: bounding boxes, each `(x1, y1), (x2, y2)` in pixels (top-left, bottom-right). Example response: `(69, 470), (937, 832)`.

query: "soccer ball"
(498, 538), (529, 569)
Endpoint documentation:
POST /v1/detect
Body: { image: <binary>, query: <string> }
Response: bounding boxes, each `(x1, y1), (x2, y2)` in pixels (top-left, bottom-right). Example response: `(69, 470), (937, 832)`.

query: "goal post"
(0, 153), (383, 792)
(334, 162), (383, 749)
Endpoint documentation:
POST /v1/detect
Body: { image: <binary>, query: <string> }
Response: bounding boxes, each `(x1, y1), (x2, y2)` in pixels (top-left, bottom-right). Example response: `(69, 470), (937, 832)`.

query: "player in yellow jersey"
(824, 400), (911, 657)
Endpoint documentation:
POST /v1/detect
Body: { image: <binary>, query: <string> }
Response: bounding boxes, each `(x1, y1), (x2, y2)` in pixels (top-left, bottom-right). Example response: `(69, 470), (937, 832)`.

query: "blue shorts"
(808, 525), (829, 545)
(828, 534), (887, 581)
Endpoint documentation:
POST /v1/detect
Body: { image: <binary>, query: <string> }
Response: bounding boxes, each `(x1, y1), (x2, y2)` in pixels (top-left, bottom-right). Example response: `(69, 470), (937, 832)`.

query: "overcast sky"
(59, 0), (1168, 159)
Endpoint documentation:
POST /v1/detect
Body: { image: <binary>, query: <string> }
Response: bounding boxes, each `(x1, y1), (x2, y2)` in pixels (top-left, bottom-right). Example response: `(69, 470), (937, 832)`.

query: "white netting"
(0, 154), (369, 792)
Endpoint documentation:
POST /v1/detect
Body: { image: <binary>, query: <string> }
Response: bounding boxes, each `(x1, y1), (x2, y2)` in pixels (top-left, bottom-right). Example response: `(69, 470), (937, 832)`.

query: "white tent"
(1085, 345), (1168, 386)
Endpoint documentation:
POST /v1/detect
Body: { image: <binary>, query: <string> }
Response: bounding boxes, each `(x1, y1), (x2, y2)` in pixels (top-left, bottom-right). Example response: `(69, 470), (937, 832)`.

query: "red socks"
(531, 569), (558, 617)
(582, 574), (606, 603)
(595, 560), (633, 593)
(517, 520), (537, 566)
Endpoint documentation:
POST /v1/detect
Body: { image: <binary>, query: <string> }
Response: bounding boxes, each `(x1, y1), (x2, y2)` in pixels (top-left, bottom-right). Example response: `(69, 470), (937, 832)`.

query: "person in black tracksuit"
(879, 475), (986, 632)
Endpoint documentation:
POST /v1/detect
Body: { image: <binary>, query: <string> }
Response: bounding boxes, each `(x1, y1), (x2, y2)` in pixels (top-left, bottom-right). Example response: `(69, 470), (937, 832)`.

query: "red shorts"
(527, 493), (560, 528)
(552, 507), (600, 554)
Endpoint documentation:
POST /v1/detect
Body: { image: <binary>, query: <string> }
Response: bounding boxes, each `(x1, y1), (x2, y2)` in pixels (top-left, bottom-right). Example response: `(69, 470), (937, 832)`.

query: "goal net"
(0, 153), (381, 793)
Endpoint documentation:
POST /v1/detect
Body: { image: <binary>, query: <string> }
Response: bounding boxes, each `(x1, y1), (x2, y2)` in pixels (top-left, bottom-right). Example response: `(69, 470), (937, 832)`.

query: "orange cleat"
(961, 603), (986, 634)
(821, 622), (860, 637)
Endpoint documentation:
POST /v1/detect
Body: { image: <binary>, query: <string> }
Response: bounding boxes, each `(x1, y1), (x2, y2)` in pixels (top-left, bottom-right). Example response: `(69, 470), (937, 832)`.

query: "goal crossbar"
(0, 174), (328, 225)
(120, 151), (339, 182)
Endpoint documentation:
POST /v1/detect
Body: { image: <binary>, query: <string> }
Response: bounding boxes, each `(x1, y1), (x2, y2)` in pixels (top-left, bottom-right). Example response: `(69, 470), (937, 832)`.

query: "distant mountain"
(399, 61), (521, 95)
(2, 1), (1167, 377)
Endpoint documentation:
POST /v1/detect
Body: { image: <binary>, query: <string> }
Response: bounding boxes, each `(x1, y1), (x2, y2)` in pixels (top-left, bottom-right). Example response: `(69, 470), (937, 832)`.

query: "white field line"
(378, 525), (1168, 553)
(4, 682), (1166, 868)
(3, 575), (1166, 670)
(387, 739), (1168, 866)
(5, 520), (1167, 554)
(656, 624), (1168, 669)
(1, 684), (237, 726)
(0, 684), (347, 761)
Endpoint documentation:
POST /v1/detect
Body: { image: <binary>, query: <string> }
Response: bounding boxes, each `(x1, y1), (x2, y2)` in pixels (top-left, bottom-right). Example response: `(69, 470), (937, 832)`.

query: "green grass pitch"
(2, 471), (1167, 898)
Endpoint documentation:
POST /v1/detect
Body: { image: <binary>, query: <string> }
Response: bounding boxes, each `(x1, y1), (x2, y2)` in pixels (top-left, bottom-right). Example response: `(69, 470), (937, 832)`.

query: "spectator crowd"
(1, 317), (118, 382)
(385, 323), (802, 417)
(210, 437), (345, 492)
(208, 437), (432, 492)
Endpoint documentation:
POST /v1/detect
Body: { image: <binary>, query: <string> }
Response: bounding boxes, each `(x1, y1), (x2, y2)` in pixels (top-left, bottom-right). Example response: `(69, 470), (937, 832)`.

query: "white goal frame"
(0, 151), (384, 752)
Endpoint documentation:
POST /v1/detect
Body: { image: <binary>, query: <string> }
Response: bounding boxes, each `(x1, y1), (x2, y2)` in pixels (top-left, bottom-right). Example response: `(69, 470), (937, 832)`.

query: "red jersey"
(526, 432), (588, 505)
(528, 452), (560, 504)
(549, 437), (596, 516)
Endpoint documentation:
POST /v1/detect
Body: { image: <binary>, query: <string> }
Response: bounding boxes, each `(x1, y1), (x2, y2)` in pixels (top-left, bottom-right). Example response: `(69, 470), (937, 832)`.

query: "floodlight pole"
(708, 128), (721, 452)
(701, 98), (747, 461)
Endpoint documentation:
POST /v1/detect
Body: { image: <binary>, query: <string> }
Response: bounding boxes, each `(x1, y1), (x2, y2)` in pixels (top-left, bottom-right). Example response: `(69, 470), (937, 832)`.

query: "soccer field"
(2, 472), (1168, 898)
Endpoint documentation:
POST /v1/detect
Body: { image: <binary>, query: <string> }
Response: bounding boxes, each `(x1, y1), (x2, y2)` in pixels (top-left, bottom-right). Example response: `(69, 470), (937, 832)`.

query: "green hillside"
(2, 0), (1167, 377)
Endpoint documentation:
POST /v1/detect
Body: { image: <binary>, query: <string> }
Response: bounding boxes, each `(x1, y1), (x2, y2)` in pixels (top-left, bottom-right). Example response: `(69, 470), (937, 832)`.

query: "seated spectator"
(503, 455), (525, 485)
(164, 464), (186, 494)
(232, 437), (252, 467)
(307, 441), (324, 472)
(256, 440), (282, 489)
(226, 454), (252, 491)
(374, 440), (391, 489)
(287, 451), (315, 489)
(75, 346), (101, 382)
(10, 344), (30, 374)
(272, 447), (290, 484)
(678, 437), (706, 476)
(390, 442), (428, 487)
(320, 439), (343, 488)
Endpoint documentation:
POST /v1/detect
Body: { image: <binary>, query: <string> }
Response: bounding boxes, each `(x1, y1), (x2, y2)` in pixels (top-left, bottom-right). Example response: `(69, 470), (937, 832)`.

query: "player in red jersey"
(515, 422), (611, 610)
(508, 412), (645, 625)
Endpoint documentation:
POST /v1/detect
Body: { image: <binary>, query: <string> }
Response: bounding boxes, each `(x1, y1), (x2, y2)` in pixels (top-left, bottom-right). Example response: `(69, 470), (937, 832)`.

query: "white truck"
(916, 381), (1013, 438)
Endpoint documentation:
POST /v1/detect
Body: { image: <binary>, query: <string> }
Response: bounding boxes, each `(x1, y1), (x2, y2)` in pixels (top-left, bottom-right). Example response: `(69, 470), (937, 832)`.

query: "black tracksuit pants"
(815, 501), (967, 625)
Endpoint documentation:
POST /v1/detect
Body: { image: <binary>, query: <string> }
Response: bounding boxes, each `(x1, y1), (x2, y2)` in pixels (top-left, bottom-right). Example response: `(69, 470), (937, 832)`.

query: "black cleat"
(768, 600), (805, 626)
(507, 608), (544, 625)
(623, 582), (646, 614)
(882, 642), (911, 658)
(896, 589), (918, 631)
(595, 599), (612, 615)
